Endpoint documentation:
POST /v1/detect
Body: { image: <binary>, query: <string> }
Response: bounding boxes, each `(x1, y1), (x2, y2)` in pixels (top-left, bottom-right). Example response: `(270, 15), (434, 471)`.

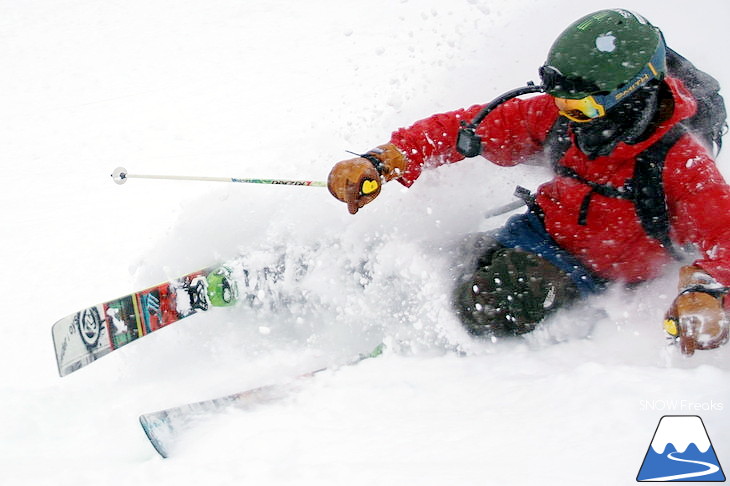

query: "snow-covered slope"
(1, 1), (729, 485)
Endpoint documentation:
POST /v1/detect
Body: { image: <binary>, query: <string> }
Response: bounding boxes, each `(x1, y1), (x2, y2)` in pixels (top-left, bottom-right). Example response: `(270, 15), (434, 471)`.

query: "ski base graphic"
(52, 266), (237, 376)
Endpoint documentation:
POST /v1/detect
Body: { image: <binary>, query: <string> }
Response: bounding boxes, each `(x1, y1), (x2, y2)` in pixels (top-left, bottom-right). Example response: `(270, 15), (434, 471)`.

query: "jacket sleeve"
(665, 135), (730, 287)
(389, 94), (560, 187)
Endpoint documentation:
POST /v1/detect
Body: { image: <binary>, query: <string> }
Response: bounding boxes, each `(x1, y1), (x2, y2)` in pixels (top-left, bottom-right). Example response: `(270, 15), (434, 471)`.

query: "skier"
(326, 9), (730, 356)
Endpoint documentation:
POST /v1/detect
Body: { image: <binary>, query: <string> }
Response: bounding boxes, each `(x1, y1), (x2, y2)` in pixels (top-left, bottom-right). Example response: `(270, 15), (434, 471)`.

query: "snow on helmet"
(540, 9), (666, 103)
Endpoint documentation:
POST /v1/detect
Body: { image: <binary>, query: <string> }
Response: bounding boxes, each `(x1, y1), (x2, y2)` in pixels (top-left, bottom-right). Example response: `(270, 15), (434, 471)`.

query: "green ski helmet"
(539, 9), (667, 121)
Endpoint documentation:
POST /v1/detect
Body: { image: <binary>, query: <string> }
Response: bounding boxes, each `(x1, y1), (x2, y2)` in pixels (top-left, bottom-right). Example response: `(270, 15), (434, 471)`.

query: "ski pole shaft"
(111, 166), (326, 187)
(483, 199), (525, 219)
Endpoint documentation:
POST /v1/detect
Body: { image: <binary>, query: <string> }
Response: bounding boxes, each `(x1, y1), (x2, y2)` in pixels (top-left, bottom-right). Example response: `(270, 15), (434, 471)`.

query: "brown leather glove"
(664, 265), (730, 356)
(327, 143), (408, 214)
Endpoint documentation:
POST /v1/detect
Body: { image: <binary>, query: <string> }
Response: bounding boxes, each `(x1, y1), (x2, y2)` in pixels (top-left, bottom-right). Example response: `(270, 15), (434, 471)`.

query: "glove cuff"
(359, 144), (408, 182)
(678, 265), (729, 295)
(679, 285), (730, 299)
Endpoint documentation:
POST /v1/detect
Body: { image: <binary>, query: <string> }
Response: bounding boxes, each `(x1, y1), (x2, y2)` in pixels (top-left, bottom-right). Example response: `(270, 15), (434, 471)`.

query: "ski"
(52, 265), (239, 377)
(139, 344), (384, 458)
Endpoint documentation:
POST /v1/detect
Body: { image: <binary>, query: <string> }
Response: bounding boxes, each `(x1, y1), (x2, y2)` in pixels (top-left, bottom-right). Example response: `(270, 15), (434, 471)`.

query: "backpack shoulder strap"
(545, 117), (632, 224)
(545, 117), (571, 172)
(544, 116), (685, 259)
(633, 124), (687, 259)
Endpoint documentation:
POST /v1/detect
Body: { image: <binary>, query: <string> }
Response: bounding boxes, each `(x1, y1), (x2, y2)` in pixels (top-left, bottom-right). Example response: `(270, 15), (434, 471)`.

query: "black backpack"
(546, 47), (726, 258)
(666, 47), (727, 154)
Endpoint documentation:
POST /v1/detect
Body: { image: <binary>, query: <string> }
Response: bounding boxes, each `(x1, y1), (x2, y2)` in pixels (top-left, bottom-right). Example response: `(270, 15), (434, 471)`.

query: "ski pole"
(111, 166), (327, 188)
(483, 199), (526, 219)
(483, 186), (531, 219)
(112, 167), (528, 216)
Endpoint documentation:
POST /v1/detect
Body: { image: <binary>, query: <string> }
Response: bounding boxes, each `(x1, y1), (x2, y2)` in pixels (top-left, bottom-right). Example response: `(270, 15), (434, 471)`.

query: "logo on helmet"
(595, 33), (617, 53)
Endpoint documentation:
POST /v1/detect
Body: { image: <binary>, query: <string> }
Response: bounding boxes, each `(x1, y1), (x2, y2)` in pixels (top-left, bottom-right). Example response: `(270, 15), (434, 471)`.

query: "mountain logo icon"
(637, 415), (725, 482)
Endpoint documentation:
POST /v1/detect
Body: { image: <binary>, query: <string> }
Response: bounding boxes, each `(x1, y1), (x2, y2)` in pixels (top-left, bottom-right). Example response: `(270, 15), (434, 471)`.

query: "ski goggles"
(544, 41), (666, 123)
(553, 95), (607, 122)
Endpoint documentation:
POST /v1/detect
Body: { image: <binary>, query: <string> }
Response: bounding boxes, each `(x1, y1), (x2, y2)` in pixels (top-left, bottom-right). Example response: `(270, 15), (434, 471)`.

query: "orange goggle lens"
(554, 96), (607, 123)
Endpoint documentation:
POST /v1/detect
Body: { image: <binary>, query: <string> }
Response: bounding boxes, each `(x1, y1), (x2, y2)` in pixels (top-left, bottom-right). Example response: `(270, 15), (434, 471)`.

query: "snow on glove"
(664, 265), (730, 356)
(327, 143), (407, 214)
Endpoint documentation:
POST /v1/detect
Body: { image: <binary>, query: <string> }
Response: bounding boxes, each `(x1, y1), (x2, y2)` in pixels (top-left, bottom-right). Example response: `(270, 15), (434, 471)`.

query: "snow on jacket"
(389, 77), (730, 287)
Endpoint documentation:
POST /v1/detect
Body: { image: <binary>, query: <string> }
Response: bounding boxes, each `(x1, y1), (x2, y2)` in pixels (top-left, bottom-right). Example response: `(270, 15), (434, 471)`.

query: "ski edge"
(139, 344), (385, 458)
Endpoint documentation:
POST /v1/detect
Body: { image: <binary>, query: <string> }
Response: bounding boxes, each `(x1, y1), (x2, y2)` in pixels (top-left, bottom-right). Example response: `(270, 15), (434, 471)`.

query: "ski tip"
(51, 309), (111, 378)
(51, 323), (65, 377)
(139, 414), (170, 459)
(51, 314), (83, 378)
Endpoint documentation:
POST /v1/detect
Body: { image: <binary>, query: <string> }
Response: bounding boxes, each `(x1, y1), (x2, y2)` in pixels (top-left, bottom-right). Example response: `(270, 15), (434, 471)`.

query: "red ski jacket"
(389, 77), (730, 287)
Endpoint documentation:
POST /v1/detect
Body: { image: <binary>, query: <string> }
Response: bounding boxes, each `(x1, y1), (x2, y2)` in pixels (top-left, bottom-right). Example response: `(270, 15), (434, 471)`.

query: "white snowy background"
(2, 0), (729, 484)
